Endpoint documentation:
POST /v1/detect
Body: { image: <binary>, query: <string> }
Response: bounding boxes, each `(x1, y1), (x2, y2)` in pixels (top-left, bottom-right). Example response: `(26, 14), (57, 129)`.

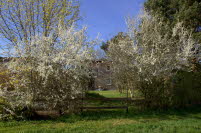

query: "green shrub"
(172, 69), (201, 107)
(138, 63), (201, 109)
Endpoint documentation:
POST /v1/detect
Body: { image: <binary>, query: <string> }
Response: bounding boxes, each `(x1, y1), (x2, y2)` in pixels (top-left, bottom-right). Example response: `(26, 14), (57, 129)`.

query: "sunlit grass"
(1, 107), (201, 133)
(85, 90), (129, 107)
(88, 90), (128, 98)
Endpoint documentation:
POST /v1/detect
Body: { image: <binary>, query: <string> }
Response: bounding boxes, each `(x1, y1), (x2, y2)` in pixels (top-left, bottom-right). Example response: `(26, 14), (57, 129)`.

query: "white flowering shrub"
(108, 12), (201, 108)
(0, 25), (95, 119)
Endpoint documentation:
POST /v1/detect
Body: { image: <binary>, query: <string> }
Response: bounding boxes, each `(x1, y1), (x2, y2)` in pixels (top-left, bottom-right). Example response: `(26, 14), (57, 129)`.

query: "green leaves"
(0, 0), (80, 50)
(144, 0), (201, 42)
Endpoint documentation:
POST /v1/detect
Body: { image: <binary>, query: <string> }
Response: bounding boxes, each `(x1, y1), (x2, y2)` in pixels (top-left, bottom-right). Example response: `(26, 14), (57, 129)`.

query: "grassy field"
(88, 90), (142, 99)
(85, 90), (129, 107)
(88, 90), (128, 98)
(1, 91), (201, 133)
(1, 107), (201, 133)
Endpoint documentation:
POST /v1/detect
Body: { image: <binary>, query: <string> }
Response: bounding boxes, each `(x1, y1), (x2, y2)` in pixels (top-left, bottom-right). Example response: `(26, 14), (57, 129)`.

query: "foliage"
(171, 64), (201, 107)
(0, 0), (80, 49)
(108, 11), (201, 108)
(100, 32), (129, 52)
(144, 0), (201, 42)
(100, 42), (109, 52)
(0, 24), (96, 120)
(0, 66), (13, 90)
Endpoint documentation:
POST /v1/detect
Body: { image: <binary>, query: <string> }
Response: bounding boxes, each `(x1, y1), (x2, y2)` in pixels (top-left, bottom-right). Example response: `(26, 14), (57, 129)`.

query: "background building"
(91, 59), (115, 90)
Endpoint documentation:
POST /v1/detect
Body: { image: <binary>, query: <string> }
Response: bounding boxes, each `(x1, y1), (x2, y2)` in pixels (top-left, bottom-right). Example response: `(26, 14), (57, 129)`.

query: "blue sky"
(79, 0), (146, 42)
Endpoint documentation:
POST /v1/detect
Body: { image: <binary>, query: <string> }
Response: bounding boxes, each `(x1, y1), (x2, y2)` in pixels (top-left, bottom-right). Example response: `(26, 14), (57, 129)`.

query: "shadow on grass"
(85, 92), (105, 98)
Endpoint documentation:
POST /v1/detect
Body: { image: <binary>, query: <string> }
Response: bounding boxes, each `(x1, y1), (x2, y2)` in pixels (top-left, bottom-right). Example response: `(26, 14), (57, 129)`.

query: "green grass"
(1, 91), (201, 133)
(88, 90), (143, 99)
(1, 107), (201, 133)
(88, 90), (128, 98)
(85, 90), (129, 107)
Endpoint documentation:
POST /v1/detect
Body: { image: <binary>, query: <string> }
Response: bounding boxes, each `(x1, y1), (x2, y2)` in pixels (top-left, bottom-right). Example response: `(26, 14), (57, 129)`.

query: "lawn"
(85, 90), (142, 107)
(1, 91), (201, 133)
(88, 90), (143, 99)
(85, 90), (129, 107)
(1, 107), (201, 133)
(88, 90), (128, 98)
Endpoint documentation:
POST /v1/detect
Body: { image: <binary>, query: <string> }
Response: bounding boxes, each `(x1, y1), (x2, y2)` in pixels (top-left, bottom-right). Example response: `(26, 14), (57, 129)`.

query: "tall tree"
(101, 32), (130, 52)
(1, 24), (95, 118)
(144, 0), (201, 42)
(108, 12), (200, 107)
(0, 0), (80, 46)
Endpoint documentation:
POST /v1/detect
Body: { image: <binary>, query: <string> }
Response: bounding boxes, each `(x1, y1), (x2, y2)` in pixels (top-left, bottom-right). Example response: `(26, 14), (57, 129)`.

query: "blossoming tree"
(0, 24), (96, 119)
(108, 12), (200, 107)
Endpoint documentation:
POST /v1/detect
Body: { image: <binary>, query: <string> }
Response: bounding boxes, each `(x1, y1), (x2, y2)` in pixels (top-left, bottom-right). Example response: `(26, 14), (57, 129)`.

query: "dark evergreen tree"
(100, 32), (129, 52)
(144, 0), (201, 42)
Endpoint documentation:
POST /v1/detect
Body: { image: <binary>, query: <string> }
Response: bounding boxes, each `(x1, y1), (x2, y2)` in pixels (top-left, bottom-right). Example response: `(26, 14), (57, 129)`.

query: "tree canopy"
(101, 32), (129, 52)
(144, 0), (201, 42)
(0, 0), (80, 47)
